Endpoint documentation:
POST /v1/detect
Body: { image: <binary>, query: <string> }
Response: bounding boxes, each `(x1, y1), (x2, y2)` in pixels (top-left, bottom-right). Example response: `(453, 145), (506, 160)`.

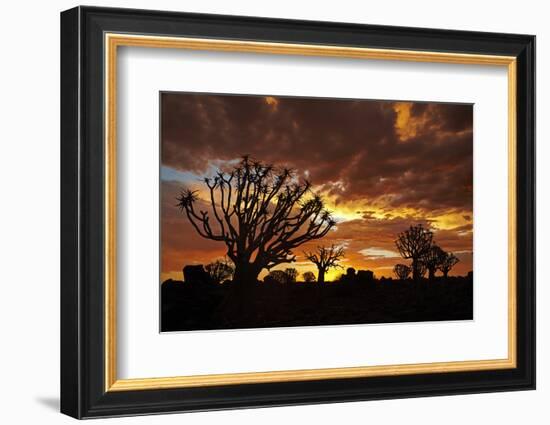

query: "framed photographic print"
(60, 6), (535, 419)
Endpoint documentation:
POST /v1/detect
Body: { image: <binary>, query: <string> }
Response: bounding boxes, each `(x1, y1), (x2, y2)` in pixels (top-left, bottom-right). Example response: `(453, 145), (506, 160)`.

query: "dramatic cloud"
(160, 92), (473, 280)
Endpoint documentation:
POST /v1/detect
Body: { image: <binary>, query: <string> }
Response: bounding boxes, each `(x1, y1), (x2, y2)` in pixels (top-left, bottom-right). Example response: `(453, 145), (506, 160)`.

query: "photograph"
(160, 92), (474, 332)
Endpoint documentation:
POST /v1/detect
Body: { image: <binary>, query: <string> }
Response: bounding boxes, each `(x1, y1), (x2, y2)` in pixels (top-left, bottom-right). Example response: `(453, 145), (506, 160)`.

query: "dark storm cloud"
(409, 102), (471, 133)
(161, 92), (472, 213)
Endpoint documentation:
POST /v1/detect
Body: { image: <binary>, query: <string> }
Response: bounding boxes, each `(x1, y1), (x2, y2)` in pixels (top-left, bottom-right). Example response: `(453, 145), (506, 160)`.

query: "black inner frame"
(61, 6), (535, 419)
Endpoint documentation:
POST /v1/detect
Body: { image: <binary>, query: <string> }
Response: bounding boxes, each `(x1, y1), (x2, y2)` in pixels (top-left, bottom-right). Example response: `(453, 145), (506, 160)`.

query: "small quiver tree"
(438, 252), (460, 279)
(395, 224), (433, 282)
(264, 270), (288, 284)
(284, 268), (298, 283)
(302, 271), (316, 283)
(393, 263), (412, 280)
(205, 258), (235, 284)
(423, 245), (446, 281)
(303, 245), (345, 284)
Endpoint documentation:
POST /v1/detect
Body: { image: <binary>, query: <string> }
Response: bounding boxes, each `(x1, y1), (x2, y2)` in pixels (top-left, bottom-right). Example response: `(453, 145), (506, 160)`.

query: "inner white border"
(117, 46), (508, 379)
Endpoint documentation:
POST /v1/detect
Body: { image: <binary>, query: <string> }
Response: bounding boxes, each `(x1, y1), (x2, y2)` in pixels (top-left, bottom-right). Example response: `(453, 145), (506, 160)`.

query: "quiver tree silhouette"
(205, 258), (234, 284)
(265, 270), (288, 284)
(395, 224), (433, 282)
(438, 252), (460, 278)
(284, 268), (298, 283)
(176, 156), (336, 286)
(302, 271), (316, 282)
(393, 263), (412, 280)
(303, 245), (345, 283)
(417, 260), (428, 278)
(423, 245), (446, 281)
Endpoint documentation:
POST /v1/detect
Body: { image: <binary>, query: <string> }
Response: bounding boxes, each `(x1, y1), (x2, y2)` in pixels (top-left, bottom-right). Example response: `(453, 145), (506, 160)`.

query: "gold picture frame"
(104, 33), (517, 392)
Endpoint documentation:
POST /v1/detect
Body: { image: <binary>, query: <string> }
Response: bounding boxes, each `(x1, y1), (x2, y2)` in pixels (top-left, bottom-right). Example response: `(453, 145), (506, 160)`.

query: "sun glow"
(429, 211), (472, 230)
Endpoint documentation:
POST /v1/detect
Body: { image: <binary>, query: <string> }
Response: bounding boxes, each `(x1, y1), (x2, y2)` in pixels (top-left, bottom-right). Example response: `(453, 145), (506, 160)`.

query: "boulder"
(183, 265), (211, 285)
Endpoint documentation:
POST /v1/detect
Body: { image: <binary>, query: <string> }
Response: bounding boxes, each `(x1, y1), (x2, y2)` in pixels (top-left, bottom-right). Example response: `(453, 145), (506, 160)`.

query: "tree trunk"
(412, 259), (420, 282)
(443, 270), (449, 279)
(428, 268), (435, 281)
(227, 262), (260, 322)
(317, 268), (326, 284)
(233, 262), (261, 285)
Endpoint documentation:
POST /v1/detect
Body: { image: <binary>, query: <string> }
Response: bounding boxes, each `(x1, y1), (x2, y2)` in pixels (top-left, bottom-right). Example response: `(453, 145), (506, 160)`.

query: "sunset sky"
(160, 92), (473, 282)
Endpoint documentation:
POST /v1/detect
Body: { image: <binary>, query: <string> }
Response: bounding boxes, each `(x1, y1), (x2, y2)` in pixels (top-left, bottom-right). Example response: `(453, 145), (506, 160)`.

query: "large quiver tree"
(176, 156), (335, 285)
